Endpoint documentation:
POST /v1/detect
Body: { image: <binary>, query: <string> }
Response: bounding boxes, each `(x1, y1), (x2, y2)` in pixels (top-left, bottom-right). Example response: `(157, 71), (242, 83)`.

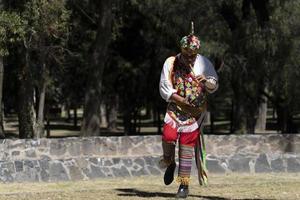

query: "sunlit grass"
(0, 173), (299, 200)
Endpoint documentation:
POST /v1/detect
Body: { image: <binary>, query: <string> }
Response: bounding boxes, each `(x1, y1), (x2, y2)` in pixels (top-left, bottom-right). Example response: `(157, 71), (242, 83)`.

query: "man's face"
(181, 48), (198, 66)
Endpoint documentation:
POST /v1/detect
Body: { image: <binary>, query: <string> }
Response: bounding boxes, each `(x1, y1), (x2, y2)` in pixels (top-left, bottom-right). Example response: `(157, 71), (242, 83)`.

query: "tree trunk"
(0, 56), (5, 138)
(18, 51), (36, 139)
(210, 111), (215, 134)
(123, 109), (131, 135)
(66, 102), (71, 122)
(36, 73), (46, 138)
(276, 105), (287, 133)
(45, 105), (50, 137)
(255, 95), (267, 132)
(100, 102), (107, 128)
(107, 95), (118, 132)
(232, 97), (247, 134)
(73, 106), (78, 128)
(155, 107), (162, 134)
(80, 0), (113, 136)
(276, 105), (294, 133)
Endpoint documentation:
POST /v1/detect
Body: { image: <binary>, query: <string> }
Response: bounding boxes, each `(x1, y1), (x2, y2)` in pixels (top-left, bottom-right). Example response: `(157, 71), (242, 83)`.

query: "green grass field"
(0, 174), (299, 200)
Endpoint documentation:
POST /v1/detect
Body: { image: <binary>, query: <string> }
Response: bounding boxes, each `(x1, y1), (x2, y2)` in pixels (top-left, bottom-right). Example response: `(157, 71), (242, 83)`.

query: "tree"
(0, 10), (25, 138)
(19, 0), (70, 138)
(263, 0), (300, 133)
(80, 0), (114, 136)
(216, 0), (271, 133)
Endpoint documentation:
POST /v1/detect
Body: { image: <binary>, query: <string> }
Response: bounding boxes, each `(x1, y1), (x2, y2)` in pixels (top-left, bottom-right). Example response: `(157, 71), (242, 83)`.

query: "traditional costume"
(159, 24), (218, 198)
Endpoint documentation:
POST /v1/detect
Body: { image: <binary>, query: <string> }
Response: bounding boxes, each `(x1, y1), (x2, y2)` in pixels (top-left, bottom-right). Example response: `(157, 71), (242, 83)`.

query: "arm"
(159, 57), (194, 106)
(159, 57), (177, 102)
(169, 93), (192, 107)
(202, 57), (219, 93)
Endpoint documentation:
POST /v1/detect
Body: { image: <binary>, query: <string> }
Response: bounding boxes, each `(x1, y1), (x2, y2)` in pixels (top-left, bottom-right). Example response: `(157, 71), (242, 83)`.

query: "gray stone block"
(228, 155), (251, 172)
(147, 166), (162, 175)
(144, 156), (156, 166)
(1, 162), (15, 174)
(1, 171), (14, 182)
(49, 162), (69, 181)
(255, 154), (272, 173)
(123, 159), (133, 167)
(134, 158), (145, 167)
(101, 167), (112, 175)
(119, 137), (131, 155)
(23, 169), (40, 182)
(50, 140), (66, 156)
(40, 155), (51, 161)
(104, 159), (113, 166)
(206, 159), (226, 173)
(129, 136), (144, 145)
(15, 161), (23, 172)
(68, 143), (81, 157)
(89, 158), (98, 165)
(0, 162), (15, 182)
(131, 168), (148, 176)
(0, 151), (9, 160)
(68, 165), (84, 181)
(25, 149), (37, 158)
(24, 160), (35, 168)
(89, 165), (106, 178)
(112, 158), (121, 165)
(98, 139), (117, 156)
(287, 157), (300, 172)
(75, 158), (89, 169)
(8, 140), (25, 149)
(39, 159), (50, 170)
(12, 151), (20, 156)
(112, 166), (130, 177)
(82, 139), (95, 156)
(40, 170), (49, 182)
(271, 158), (285, 172)
(152, 157), (162, 168)
(25, 139), (41, 147)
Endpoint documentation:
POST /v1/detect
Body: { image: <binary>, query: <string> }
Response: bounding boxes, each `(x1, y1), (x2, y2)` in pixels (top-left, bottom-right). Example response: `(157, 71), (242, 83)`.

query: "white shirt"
(159, 54), (218, 102)
(159, 54), (219, 132)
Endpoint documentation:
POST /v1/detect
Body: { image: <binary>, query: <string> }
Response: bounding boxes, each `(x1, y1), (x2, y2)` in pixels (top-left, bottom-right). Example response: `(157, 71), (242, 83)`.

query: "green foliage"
(20, 0), (71, 104)
(266, 0), (300, 114)
(2, 0), (300, 134)
(0, 11), (25, 56)
(22, 0), (70, 49)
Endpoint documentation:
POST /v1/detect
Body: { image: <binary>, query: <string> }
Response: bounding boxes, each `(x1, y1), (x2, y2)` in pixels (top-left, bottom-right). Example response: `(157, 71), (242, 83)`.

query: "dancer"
(159, 23), (218, 198)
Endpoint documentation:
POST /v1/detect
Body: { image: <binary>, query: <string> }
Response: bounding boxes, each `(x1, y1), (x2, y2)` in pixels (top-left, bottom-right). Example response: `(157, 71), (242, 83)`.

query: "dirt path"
(0, 174), (299, 200)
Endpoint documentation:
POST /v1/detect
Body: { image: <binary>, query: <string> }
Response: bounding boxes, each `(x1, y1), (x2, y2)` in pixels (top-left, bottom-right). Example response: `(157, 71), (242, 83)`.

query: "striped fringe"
(195, 128), (208, 186)
(176, 176), (190, 185)
(178, 144), (193, 183)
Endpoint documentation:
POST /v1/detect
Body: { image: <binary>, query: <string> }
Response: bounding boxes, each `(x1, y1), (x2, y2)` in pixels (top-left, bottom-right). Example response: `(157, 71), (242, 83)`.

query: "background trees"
(1, 0), (300, 138)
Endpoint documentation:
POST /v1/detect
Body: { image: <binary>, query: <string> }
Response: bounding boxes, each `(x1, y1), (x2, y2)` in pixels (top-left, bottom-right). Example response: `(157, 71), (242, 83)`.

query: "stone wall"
(0, 134), (299, 182)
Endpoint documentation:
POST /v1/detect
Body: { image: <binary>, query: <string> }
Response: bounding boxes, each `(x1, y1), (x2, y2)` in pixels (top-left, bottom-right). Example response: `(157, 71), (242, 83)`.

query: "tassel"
(176, 176), (191, 185)
(190, 21), (194, 35)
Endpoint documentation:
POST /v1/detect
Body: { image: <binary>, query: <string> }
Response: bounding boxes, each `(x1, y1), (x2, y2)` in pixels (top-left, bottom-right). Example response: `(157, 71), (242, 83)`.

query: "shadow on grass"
(116, 188), (275, 200)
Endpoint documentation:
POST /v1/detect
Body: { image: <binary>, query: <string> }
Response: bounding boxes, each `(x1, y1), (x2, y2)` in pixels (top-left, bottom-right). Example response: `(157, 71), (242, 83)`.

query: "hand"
(195, 75), (207, 83)
(170, 93), (194, 107)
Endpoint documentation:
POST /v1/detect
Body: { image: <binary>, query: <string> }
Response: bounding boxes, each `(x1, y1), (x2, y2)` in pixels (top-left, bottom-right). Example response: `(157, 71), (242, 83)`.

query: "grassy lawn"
(0, 174), (299, 200)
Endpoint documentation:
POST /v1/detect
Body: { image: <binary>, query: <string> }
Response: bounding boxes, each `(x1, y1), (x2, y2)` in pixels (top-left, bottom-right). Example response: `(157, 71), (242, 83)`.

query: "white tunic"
(159, 54), (219, 132)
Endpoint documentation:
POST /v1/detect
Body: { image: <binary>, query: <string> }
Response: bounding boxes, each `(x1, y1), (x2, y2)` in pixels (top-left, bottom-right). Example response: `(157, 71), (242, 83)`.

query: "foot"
(175, 184), (189, 198)
(163, 162), (176, 185)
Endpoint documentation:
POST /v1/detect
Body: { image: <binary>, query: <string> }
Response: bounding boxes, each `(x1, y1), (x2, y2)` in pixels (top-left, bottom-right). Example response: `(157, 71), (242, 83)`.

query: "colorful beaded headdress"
(180, 21), (200, 51)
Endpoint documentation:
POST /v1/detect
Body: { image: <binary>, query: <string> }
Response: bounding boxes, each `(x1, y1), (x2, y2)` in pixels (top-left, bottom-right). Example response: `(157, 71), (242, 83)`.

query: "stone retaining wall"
(0, 134), (299, 182)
